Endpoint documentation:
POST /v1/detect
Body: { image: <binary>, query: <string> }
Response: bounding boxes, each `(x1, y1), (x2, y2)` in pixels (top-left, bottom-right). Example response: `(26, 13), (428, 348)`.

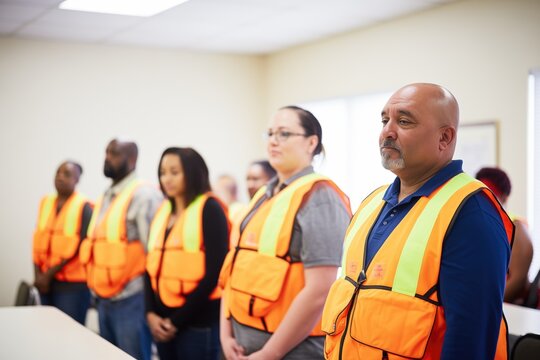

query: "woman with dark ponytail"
(220, 106), (351, 359)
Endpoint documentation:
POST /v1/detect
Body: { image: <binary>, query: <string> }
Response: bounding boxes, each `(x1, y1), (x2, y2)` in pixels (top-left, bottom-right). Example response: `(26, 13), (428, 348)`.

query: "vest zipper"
(338, 291), (356, 360)
(340, 212), (378, 358)
(338, 270), (366, 360)
(382, 350), (389, 359)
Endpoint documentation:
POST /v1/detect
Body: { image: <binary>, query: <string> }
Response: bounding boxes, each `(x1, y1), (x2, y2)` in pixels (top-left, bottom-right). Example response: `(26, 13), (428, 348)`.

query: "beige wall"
(1, 0), (539, 306)
(265, 0), (540, 215)
(0, 38), (266, 306)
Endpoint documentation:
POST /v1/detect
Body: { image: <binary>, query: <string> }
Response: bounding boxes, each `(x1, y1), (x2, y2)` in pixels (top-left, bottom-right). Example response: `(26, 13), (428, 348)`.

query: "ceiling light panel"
(58, 0), (190, 17)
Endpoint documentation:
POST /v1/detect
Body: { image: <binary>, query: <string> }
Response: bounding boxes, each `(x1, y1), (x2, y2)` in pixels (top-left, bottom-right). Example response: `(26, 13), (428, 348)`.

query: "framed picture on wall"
(454, 121), (499, 176)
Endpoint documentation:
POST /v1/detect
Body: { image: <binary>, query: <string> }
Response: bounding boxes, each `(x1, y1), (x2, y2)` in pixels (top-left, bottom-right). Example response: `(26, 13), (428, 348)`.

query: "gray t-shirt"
(232, 167), (351, 359)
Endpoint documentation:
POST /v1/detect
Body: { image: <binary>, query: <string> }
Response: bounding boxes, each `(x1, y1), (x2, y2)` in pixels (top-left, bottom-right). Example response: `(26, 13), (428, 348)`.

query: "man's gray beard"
(381, 155), (405, 171)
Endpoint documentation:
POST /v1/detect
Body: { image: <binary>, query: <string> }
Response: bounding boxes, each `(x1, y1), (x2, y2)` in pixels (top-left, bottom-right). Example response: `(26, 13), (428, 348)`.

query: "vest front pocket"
(231, 291), (275, 318)
(59, 259), (85, 281)
(33, 231), (50, 252)
(158, 278), (187, 307)
(50, 234), (78, 259)
(91, 242), (128, 287)
(33, 230), (50, 264)
(321, 278), (357, 357)
(350, 288), (437, 359)
(107, 268), (125, 285)
(321, 278), (357, 335)
(90, 267), (118, 288)
(161, 250), (205, 282)
(93, 242), (128, 268)
(162, 278), (182, 295)
(230, 250), (290, 317)
(162, 250), (205, 295)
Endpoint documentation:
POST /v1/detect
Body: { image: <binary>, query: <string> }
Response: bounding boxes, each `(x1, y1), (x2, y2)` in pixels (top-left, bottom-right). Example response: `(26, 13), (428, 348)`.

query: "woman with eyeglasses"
(145, 147), (229, 360)
(219, 106), (351, 359)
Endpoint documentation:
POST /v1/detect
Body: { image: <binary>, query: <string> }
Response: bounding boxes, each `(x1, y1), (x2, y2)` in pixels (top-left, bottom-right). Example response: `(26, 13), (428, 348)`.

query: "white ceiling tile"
(107, 37), (196, 50)
(154, 0), (286, 30)
(0, 19), (21, 33)
(30, 8), (141, 29)
(0, 0), (462, 54)
(18, 21), (117, 42)
(0, 3), (49, 22)
(0, 0), (60, 5)
(110, 18), (219, 45)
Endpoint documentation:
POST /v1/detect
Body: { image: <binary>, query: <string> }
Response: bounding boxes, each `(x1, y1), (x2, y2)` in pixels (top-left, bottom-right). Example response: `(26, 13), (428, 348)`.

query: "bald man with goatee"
(322, 84), (513, 360)
(80, 138), (162, 360)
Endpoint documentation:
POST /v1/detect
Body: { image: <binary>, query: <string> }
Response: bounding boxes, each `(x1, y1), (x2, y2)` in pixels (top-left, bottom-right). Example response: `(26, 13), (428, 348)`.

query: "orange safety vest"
(32, 192), (89, 282)
(79, 179), (146, 298)
(322, 173), (514, 360)
(146, 194), (226, 308)
(220, 173), (350, 335)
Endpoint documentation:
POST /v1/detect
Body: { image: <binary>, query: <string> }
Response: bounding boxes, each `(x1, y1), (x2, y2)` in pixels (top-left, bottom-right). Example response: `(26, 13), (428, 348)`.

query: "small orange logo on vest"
(372, 263), (384, 279)
(245, 233), (258, 247)
(348, 261), (358, 275)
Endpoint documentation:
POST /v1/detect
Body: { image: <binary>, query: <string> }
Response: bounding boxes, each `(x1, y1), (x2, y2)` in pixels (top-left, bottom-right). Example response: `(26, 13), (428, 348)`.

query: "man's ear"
(439, 126), (456, 151)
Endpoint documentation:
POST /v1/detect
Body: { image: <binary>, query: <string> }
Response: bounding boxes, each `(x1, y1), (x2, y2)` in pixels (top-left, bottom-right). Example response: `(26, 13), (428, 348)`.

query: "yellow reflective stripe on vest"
(341, 187), (387, 271)
(508, 212), (520, 223)
(63, 194), (85, 236)
(392, 173), (476, 296)
(250, 186), (267, 207)
(183, 195), (206, 253)
(259, 173), (326, 256)
(38, 195), (57, 230)
(147, 201), (171, 251)
(87, 196), (103, 237)
(104, 179), (140, 243)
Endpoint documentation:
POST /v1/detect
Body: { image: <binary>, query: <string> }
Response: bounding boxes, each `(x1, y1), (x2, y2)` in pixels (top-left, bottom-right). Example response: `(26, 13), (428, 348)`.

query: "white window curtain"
(528, 70), (540, 279)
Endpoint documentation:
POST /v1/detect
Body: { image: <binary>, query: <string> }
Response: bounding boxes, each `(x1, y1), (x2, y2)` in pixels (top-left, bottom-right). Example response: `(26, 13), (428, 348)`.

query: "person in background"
(79, 138), (162, 360)
(214, 174), (245, 220)
(220, 105), (351, 360)
(33, 160), (92, 324)
(226, 160), (276, 249)
(145, 147), (229, 360)
(476, 166), (534, 304)
(322, 83), (513, 359)
(246, 160), (276, 199)
(214, 174), (240, 205)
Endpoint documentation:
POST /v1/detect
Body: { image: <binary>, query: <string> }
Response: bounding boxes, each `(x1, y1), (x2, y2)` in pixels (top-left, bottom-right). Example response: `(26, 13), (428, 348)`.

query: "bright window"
(302, 92), (394, 210)
(528, 71), (540, 279)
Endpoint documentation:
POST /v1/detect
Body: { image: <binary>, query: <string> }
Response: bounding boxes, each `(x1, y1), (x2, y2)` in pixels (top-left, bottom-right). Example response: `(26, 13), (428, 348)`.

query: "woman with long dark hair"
(145, 147), (229, 360)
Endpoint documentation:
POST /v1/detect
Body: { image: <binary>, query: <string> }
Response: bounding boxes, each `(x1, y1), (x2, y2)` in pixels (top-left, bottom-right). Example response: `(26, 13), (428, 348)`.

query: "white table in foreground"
(504, 303), (540, 336)
(0, 306), (134, 359)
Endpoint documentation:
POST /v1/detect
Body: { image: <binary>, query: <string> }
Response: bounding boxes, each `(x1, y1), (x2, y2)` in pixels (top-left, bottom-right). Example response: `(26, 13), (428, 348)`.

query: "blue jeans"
(156, 322), (220, 360)
(96, 292), (151, 360)
(40, 283), (90, 325)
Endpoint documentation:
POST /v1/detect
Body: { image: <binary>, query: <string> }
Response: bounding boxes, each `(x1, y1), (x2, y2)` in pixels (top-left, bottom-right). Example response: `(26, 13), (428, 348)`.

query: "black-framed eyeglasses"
(263, 130), (308, 143)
